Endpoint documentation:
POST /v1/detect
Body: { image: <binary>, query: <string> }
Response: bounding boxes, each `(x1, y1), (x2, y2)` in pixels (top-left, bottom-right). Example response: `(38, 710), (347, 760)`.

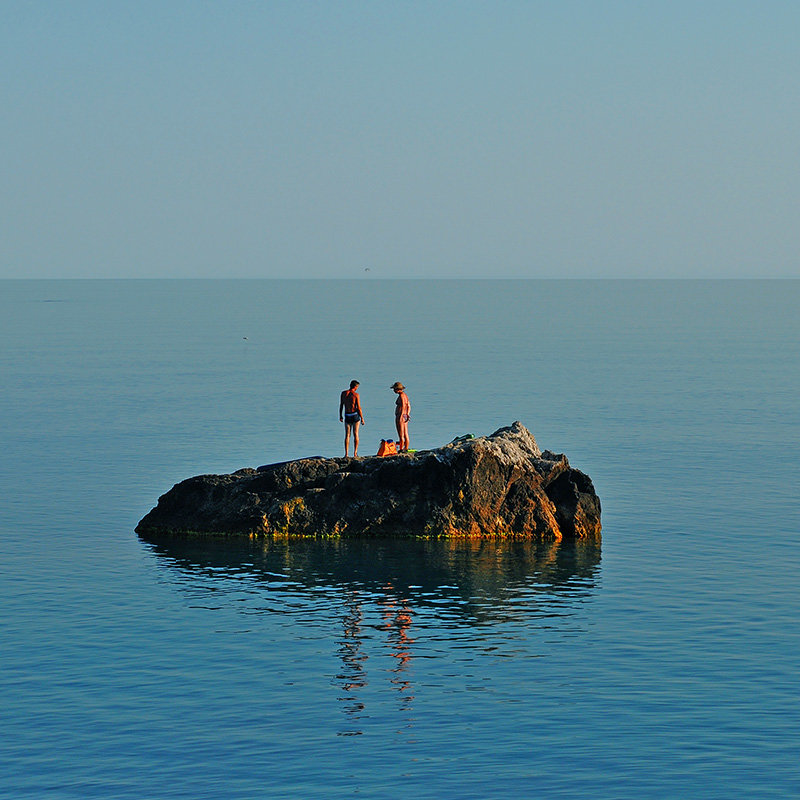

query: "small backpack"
(377, 439), (398, 457)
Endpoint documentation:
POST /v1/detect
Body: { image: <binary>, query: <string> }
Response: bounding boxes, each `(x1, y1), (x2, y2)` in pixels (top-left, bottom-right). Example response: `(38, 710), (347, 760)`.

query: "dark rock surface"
(136, 422), (601, 540)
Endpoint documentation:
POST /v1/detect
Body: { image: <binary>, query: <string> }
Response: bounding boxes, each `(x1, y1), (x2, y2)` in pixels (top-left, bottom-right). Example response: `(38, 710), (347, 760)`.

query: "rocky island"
(136, 422), (601, 540)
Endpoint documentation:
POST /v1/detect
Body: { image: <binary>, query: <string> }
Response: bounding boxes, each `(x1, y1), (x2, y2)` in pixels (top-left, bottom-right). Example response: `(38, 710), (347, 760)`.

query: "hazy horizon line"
(2, 275), (798, 282)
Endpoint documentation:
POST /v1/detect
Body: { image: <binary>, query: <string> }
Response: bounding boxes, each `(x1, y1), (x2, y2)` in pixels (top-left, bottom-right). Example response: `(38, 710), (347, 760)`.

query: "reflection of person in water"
(380, 585), (415, 708)
(336, 591), (367, 732)
(334, 585), (417, 735)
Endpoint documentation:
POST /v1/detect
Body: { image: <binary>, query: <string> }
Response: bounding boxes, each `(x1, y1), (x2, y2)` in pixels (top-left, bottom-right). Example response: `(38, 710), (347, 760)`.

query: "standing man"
(391, 381), (411, 452)
(339, 380), (365, 457)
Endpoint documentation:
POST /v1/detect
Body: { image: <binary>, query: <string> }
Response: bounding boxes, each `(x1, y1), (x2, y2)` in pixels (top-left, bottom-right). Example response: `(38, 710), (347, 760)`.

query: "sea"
(1, 279), (798, 799)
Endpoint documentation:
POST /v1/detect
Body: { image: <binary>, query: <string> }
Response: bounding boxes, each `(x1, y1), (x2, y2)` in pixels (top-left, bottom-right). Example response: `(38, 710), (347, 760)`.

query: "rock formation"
(136, 422), (601, 540)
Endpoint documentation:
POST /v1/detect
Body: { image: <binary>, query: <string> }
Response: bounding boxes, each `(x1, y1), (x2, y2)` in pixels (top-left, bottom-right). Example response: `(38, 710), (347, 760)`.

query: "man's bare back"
(341, 390), (360, 416)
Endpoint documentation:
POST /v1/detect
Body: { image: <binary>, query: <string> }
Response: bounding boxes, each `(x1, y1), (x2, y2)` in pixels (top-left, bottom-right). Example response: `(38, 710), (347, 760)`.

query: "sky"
(2, 1), (799, 279)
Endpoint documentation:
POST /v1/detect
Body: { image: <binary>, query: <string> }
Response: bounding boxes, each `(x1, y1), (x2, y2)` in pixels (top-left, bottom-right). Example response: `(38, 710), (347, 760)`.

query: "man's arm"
(356, 395), (365, 424)
(339, 392), (345, 421)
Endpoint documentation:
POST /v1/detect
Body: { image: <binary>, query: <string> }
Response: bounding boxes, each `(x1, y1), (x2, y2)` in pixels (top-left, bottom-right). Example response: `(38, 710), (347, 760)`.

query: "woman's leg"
(398, 418), (409, 451)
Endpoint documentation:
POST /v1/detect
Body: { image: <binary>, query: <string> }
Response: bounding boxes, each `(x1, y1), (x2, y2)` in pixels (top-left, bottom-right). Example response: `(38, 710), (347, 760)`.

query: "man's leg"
(344, 423), (351, 457)
(353, 421), (360, 457)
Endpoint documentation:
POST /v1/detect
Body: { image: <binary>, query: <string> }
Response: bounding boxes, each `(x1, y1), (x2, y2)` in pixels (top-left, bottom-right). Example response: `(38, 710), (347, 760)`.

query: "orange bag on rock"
(377, 439), (397, 457)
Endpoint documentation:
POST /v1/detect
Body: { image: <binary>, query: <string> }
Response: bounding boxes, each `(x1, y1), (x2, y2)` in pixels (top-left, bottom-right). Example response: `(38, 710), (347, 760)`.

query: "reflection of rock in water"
(139, 533), (601, 622)
(140, 533), (601, 737)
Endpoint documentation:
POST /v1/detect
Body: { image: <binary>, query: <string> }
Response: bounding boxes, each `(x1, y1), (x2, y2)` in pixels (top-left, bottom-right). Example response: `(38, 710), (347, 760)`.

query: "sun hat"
(391, 381), (405, 390)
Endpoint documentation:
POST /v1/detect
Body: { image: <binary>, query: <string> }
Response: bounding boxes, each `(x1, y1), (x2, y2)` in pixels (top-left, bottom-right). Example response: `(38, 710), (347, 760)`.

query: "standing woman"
(391, 381), (411, 452)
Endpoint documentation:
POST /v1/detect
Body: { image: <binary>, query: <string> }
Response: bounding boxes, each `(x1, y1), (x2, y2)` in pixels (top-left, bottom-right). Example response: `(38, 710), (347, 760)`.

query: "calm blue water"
(1, 280), (798, 799)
